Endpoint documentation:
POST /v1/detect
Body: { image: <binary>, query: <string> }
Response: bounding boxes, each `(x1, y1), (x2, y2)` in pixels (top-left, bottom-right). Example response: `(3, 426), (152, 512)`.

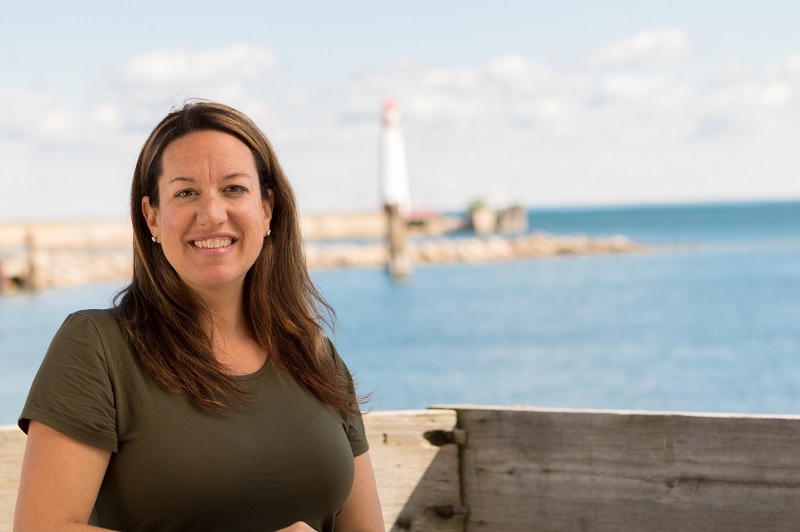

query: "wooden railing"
(3, 406), (800, 531)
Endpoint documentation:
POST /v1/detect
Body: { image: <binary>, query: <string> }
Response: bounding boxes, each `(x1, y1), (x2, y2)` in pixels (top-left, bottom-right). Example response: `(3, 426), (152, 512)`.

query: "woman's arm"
(335, 451), (384, 532)
(14, 420), (112, 531)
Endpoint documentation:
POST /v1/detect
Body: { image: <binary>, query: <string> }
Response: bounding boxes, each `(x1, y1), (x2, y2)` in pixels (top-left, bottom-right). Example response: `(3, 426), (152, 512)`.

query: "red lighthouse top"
(382, 99), (402, 127)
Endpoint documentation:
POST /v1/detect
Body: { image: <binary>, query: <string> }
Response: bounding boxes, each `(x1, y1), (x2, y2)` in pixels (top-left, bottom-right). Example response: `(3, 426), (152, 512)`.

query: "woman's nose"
(197, 194), (226, 224)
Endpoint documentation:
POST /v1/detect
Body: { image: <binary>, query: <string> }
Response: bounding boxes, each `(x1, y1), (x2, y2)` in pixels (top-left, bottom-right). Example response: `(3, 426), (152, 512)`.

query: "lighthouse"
(380, 100), (413, 280)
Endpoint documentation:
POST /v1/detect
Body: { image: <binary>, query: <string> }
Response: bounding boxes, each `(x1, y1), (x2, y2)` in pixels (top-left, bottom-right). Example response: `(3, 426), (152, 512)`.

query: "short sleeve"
(325, 338), (369, 457)
(19, 312), (119, 452)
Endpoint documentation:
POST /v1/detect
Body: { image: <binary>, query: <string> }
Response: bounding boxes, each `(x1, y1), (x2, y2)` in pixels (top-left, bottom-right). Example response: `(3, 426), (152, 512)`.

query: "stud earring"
(266, 229), (271, 236)
(151, 236), (157, 243)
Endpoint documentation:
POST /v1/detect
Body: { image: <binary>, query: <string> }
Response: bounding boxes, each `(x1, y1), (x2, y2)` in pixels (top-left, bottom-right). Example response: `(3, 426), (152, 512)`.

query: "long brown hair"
(114, 101), (359, 416)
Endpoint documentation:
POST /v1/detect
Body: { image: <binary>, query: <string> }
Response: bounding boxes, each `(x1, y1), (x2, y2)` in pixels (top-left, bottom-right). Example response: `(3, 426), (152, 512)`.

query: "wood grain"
(0, 426), (25, 531)
(365, 410), (465, 531)
(454, 406), (800, 531)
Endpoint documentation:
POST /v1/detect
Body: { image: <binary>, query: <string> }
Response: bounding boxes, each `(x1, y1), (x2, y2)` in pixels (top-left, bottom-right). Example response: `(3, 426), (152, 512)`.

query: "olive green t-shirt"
(19, 309), (369, 532)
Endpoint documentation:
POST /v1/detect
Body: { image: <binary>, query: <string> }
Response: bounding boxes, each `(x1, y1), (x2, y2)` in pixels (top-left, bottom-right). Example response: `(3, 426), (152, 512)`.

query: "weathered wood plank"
(0, 425), (25, 532)
(364, 410), (464, 532)
(454, 406), (800, 532)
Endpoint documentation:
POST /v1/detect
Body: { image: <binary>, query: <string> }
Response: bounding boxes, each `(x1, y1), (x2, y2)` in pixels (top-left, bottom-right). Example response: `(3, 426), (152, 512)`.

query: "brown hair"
(114, 101), (359, 415)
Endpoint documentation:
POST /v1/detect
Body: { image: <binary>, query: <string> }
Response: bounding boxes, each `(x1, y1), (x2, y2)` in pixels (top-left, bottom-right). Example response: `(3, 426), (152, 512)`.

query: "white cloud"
(600, 73), (693, 107)
(0, 90), (60, 138)
(419, 66), (483, 91)
(0, 90), (126, 145)
(121, 44), (277, 87)
(589, 28), (693, 67)
(330, 60), (492, 128)
(708, 78), (793, 110)
(696, 65), (800, 139)
(115, 44), (279, 108)
(786, 52), (800, 76)
(91, 102), (122, 127)
(488, 54), (589, 95)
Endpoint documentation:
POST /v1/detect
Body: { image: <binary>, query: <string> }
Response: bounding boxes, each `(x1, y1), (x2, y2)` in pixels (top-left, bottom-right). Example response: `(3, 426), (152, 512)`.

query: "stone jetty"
(0, 213), (645, 292)
(306, 233), (642, 269)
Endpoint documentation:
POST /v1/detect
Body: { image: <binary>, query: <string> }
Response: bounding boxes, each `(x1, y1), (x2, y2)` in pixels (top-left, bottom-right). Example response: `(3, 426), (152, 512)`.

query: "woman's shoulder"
(63, 308), (121, 332)
(322, 336), (352, 375)
(70, 307), (116, 321)
(55, 308), (130, 354)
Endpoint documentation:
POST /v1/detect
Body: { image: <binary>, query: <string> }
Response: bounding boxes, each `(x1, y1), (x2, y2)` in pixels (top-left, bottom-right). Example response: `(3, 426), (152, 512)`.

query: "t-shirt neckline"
(228, 359), (272, 381)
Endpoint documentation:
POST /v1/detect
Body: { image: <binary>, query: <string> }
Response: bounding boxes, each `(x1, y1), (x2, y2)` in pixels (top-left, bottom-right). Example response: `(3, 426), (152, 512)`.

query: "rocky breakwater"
(0, 220), (133, 292)
(305, 232), (644, 269)
(1, 215), (646, 292)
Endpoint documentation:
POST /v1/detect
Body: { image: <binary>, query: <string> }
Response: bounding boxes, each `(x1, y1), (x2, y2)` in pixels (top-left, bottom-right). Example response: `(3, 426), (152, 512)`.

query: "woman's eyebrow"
(168, 176), (194, 184)
(222, 172), (254, 180)
(167, 172), (253, 184)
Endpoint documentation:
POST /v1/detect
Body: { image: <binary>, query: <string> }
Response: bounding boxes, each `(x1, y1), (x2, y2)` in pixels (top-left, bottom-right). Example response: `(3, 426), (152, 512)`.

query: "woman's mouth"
(192, 238), (234, 249)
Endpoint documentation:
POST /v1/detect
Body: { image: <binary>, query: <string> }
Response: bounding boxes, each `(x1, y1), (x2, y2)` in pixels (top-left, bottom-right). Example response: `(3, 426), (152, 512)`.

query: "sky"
(2, 0), (800, 221)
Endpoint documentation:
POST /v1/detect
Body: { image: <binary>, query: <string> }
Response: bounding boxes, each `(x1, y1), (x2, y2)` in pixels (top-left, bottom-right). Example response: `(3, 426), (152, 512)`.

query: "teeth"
(193, 238), (232, 249)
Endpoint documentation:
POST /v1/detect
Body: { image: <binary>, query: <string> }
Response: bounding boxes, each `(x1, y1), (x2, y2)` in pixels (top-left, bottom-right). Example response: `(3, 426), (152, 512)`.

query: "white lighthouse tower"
(380, 100), (413, 279)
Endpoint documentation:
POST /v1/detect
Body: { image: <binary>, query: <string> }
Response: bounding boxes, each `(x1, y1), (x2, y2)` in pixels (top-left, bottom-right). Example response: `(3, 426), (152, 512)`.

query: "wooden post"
(386, 204), (413, 280)
(0, 426), (26, 531)
(0, 258), (7, 294)
(364, 410), (465, 531)
(24, 228), (39, 291)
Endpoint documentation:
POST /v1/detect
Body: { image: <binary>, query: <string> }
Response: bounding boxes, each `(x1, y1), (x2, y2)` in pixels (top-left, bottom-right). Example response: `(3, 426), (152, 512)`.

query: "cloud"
(786, 52), (800, 76)
(329, 55), (592, 135)
(694, 61), (800, 139)
(114, 44), (279, 109)
(0, 90), (129, 146)
(600, 73), (693, 107)
(589, 28), (693, 67)
(0, 90), (65, 140)
(487, 54), (591, 97)
(121, 44), (277, 87)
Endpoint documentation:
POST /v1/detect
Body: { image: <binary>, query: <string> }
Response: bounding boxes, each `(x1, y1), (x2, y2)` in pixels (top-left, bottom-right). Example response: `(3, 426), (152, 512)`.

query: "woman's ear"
(142, 196), (159, 239)
(263, 188), (274, 233)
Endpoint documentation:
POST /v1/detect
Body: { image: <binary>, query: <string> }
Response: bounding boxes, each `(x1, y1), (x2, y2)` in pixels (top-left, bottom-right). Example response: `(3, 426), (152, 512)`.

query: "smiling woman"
(14, 102), (384, 532)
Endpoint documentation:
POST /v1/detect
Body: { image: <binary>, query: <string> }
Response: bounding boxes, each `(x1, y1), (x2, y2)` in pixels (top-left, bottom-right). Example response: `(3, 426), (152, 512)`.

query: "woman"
(15, 101), (384, 531)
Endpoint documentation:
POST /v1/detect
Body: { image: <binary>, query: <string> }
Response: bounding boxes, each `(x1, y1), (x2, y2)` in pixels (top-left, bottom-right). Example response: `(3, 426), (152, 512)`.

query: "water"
(2, 201), (799, 424)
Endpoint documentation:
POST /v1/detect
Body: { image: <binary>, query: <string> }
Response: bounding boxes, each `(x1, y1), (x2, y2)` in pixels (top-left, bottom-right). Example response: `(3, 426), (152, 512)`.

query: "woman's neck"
(195, 283), (245, 328)
(197, 287), (266, 375)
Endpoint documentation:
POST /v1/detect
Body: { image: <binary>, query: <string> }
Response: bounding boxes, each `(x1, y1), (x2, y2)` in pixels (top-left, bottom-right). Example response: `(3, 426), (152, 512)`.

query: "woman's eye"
(175, 189), (196, 198)
(225, 185), (247, 194)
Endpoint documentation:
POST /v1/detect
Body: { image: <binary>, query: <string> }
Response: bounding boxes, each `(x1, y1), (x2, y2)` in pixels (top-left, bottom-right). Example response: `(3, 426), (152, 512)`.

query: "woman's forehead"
(160, 131), (257, 180)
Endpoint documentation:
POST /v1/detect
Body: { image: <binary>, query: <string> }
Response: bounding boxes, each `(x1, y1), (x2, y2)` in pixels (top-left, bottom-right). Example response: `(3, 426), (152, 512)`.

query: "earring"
(266, 229), (271, 236)
(151, 236), (157, 243)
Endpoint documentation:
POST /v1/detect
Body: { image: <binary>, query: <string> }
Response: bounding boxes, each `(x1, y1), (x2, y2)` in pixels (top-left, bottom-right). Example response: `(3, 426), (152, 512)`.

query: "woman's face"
(142, 129), (273, 299)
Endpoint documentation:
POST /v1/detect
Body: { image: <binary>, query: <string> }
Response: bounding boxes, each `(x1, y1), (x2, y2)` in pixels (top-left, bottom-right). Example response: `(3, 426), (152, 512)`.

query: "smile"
(192, 238), (234, 249)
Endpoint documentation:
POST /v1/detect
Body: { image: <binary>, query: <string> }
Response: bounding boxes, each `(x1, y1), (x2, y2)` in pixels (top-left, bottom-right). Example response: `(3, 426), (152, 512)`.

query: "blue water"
(1, 201), (799, 424)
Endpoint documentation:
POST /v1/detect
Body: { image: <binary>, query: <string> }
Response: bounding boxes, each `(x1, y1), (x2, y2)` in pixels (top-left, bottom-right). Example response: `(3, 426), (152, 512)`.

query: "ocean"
(1, 201), (799, 425)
